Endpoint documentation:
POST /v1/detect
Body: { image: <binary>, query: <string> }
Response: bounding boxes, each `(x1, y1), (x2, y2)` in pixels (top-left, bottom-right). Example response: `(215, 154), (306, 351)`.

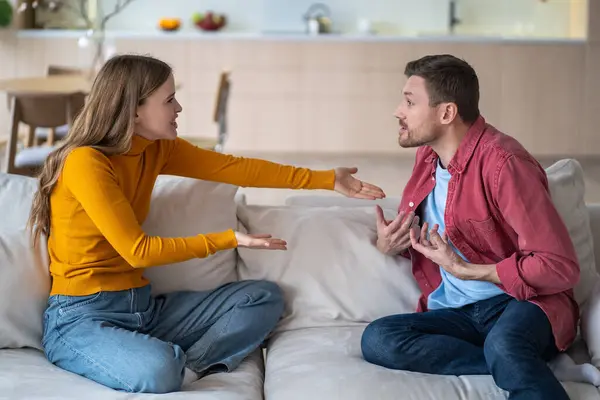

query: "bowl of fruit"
(192, 11), (226, 31)
(158, 18), (181, 32)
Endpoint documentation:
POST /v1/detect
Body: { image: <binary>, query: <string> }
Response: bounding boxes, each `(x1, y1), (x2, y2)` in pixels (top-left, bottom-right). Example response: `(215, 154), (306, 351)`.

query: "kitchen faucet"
(303, 3), (332, 34)
(449, 0), (461, 34)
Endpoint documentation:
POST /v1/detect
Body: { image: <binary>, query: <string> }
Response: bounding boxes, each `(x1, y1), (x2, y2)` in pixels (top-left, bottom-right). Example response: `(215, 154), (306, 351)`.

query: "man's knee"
(484, 302), (554, 367)
(483, 327), (534, 369)
(361, 320), (383, 363)
(483, 330), (512, 360)
(361, 317), (402, 366)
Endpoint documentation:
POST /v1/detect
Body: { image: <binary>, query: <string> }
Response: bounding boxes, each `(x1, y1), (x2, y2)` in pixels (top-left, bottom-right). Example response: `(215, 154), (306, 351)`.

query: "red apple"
(193, 10), (227, 31)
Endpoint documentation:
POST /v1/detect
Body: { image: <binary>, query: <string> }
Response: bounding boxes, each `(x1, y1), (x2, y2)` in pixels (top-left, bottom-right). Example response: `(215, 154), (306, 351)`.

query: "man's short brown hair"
(405, 54), (480, 123)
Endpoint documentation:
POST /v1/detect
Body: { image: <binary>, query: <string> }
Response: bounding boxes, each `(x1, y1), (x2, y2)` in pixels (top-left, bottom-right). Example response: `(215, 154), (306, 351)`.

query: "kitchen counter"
(14, 28), (586, 44)
(0, 27), (598, 157)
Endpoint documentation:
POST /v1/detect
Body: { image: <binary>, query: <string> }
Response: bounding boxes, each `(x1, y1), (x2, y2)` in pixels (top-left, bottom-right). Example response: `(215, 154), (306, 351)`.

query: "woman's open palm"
(235, 232), (287, 250)
(334, 167), (386, 200)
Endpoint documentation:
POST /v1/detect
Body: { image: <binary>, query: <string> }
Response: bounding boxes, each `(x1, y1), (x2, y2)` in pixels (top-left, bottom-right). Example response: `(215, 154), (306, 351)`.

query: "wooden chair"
(3, 93), (80, 176)
(181, 71), (231, 152)
(34, 65), (87, 145)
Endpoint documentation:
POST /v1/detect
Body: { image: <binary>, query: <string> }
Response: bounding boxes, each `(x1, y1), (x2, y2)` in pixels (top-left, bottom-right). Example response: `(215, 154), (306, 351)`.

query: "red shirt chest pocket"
(465, 215), (515, 260)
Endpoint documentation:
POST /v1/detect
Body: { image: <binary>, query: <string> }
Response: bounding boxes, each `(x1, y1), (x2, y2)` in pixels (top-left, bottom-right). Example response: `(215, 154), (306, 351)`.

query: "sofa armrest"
(587, 204), (600, 274)
(581, 280), (600, 368)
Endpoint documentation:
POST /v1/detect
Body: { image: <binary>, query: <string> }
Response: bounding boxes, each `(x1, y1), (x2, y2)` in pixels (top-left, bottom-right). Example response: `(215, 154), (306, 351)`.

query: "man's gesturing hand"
(375, 205), (420, 255)
(409, 224), (501, 283)
(409, 223), (463, 273)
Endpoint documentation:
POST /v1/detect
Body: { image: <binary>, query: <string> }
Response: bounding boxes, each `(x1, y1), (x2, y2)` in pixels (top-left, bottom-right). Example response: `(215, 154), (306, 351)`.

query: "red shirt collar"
(424, 115), (487, 174)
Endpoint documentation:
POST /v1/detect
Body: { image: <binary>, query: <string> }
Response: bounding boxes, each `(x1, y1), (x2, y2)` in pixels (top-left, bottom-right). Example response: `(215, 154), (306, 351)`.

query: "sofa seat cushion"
(0, 348), (265, 399)
(264, 326), (600, 400)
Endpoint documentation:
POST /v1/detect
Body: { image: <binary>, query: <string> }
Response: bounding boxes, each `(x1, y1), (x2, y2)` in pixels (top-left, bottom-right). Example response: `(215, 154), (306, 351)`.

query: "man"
(360, 54), (580, 400)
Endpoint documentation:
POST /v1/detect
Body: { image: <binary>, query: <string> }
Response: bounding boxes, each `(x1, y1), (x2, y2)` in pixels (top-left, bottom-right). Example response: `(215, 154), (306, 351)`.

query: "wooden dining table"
(0, 75), (186, 95)
(0, 75), (93, 95)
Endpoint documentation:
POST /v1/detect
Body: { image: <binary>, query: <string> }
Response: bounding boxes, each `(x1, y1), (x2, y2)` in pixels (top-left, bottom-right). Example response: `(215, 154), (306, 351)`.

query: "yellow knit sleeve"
(160, 138), (336, 190)
(61, 147), (238, 268)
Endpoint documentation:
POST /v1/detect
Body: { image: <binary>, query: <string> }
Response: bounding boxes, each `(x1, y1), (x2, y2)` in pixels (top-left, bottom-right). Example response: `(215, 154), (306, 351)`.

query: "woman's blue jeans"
(42, 280), (284, 393)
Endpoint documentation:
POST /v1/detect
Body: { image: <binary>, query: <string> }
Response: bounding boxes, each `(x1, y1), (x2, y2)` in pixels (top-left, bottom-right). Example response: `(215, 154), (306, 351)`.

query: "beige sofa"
(1, 158), (600, 399)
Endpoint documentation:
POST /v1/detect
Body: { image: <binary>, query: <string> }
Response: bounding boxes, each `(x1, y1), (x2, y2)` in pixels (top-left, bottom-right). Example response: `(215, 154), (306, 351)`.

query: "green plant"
(0, 0), (12, 28)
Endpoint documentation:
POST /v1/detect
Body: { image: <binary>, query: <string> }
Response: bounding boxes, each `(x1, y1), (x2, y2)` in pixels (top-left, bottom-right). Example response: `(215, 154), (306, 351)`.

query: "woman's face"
(135, 74), (183, 141)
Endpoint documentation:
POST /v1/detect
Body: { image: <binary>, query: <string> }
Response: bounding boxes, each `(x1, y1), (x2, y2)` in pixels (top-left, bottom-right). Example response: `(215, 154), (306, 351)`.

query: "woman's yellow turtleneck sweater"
(48, 135), (335, 296)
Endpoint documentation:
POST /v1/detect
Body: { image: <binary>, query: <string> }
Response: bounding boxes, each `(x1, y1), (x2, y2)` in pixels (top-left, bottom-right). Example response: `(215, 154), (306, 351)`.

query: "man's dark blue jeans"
(360, 294), (569, 400)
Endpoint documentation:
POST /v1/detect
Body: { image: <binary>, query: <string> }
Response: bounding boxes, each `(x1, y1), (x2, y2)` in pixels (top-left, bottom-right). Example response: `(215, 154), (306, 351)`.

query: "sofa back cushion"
(237, 158), (598, 333)
(236, 205), (422, 333)
(0, 172), (240, 350)
(544, 159), (599, 307)
(0, 173), (50, 350)
(142, 176), (240, 294)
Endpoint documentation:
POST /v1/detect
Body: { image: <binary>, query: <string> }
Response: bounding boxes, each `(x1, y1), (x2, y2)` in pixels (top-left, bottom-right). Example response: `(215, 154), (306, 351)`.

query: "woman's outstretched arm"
(160, 138), (385, 200)
(161, 138), (336, 189)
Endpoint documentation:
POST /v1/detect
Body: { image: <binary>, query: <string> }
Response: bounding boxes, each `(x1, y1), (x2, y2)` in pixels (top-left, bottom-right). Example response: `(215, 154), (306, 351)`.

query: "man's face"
(394, 76), (443, 148)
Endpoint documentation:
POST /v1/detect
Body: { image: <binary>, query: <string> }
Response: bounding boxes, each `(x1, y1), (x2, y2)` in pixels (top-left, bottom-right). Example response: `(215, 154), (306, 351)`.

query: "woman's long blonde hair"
(28, 54), (172, 246)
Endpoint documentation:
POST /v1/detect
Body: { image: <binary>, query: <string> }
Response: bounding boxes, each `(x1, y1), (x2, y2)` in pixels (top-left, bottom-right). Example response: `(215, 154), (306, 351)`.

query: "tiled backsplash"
(93, 0), (585, 38)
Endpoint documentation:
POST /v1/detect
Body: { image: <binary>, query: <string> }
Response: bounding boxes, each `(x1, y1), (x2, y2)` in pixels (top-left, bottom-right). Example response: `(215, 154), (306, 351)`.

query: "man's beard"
(398, 125), (440, 148)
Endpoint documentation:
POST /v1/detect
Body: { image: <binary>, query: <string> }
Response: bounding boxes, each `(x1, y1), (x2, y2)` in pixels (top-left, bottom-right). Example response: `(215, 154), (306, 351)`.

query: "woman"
(28, 54), (385, 394)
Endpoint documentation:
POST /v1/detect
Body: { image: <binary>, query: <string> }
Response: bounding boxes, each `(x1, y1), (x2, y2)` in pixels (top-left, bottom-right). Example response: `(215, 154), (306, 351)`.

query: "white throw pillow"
(545, 159), (599, 307)
(0, 173), (50, 350)
(142, 176), (240, 294)
(236, 205), (422, 333)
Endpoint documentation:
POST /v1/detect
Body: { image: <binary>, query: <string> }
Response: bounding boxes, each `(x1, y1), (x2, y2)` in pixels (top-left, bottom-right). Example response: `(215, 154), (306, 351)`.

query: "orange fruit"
(159, 18), (181, 31)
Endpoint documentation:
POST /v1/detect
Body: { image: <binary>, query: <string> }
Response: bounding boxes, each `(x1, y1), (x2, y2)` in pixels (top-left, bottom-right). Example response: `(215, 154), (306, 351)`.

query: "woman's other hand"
(234, 232), (287, 250)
